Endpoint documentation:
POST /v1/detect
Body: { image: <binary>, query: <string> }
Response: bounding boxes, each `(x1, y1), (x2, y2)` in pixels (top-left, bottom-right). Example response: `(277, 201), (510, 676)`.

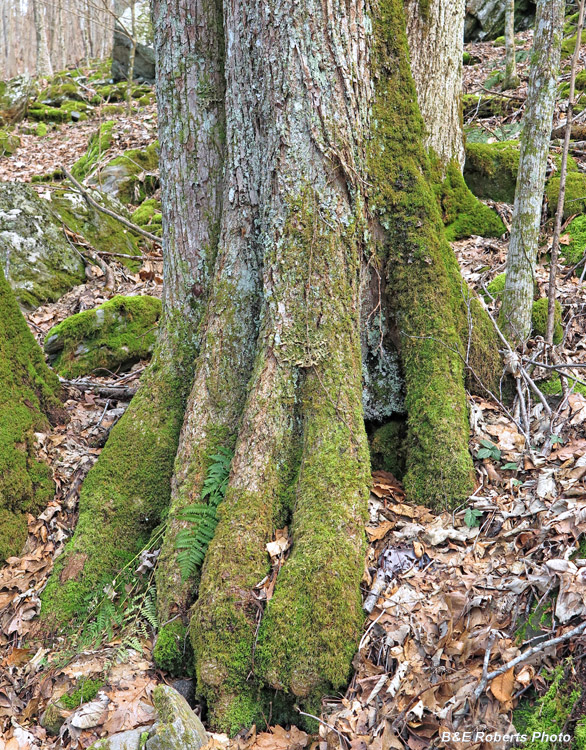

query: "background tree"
(32, 0), (53, 77)
(501, 0), (565, 344)
(503, 0), (520, 89)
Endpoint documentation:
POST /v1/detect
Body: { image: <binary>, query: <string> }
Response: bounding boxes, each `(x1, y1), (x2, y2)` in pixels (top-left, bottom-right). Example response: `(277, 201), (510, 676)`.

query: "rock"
(44, 295), (162, 378)
(465, 0), (536, 42)
(0, 130), (20, 156)
(464, 141), (520, 204)
(0, 182), (85, 308)
(169, 680), (195, 707)
(87, 142), (159, 204)
(0, 75), (38, 125)
(111, 23), (156, 84)
(40, 703), (68, 736)
(145, 686), (208, 750)
(90, 727), (149, 750)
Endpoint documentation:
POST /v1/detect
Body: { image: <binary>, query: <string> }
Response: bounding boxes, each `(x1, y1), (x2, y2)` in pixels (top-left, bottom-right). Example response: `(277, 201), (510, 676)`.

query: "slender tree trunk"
(56, 0), (65, 70)
(503, 0), (520, 90)
(405, 0), (466, 169)
(501, 0), (565, 344)
(126, 3), (136, 115)
(32, 0), (53, 77)
(40, 0), (225, 628)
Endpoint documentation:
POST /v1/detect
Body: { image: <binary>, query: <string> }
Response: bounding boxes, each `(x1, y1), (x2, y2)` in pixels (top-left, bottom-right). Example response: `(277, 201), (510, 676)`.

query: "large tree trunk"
(501, 0), (564, 344)
(0, 268), (64, 562)
(405, 0), (466, 169)
(40, 0), (225, 628)
(32, 0), (53, 77)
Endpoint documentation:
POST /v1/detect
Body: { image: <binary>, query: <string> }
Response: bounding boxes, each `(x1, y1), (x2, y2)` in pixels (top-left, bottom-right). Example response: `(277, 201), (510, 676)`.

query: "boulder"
(0, 130), (20, 156)
(44, 295), (162, 378)
(465, 0), (536, 42)
(0, 183), (85, 309)
(0, 75), (38, 125)
(111, 23), (155, 84)
(146, 686), (208, 750)
(87, 142), (159, 204)
(90, 728), (149, 750)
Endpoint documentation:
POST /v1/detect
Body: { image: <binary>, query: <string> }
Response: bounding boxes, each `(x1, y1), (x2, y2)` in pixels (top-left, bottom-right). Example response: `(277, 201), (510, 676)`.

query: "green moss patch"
(564, 214), (586, 268)
(60, 679), (103, 709)
(0, 130), (20, 156)
(464, 141), (520, 203)
(28, 100), (90, 123)
(88, 142), (159, 205)
(483, 272), (507, 302)
(538, 373), (586, 398)
(131, 198), (162, 237)
(463, 93), (518, 119)
(71, 121), (115, 180)
(436, 160), (506, 241)
(546, 172), (586, 220)
(44, 295), (162, 378)
(369, 420), (407, 478)
(153, 620), (194, 677)
(531, 298), (563, 344)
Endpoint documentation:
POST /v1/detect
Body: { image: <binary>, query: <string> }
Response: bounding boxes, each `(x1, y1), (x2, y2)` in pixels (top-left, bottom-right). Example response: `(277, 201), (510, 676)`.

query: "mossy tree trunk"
(0, 267), (64, 562)
(405, 0), (466, 170)
(40, 0), (225, 627)
(501, 0), (564, 344)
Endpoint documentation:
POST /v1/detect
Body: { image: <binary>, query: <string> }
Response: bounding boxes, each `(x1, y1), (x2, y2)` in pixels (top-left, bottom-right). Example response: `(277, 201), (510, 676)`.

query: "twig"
(295, 708), (349, 749)
(61, 167), (161, 244)
(473, 631), (497, 700)
(474, 619), (586, 700)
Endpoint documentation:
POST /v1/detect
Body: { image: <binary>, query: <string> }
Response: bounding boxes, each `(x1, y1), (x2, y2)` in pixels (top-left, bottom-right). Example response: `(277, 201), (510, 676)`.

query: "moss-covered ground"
(464, 141), (520, 203)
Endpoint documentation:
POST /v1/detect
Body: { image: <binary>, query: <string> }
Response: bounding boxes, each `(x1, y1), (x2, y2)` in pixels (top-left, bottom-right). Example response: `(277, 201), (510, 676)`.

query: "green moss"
(493, 35), (505, 46)
(131, 198), (163, 237)
(71, 120), (115, 180)
(92, 142), (159, 204)
(44, 295), (161, 378)
(36, 122), (47, 137)
(0, 129), (20, 155)
(60, 679), (103, 709)
(28, 100), (90, 123)
(564, 214), (586, 268)
(538, 373), (586, 398)
(369, 420), (407, 478)
(463, 93), (518, 119)
(531, 298), (563, 344)
(546, 172), (586, 220)
(153, 620), (194, 676)
(483, 272), (507, 302)
(562, 29), (586, 59)
(436, 159), (506, 241)
(464, 141), (520, 203)
(363, 0), (501, 508)
(513, 664), (579, 748)
(0, 267), (62, 562)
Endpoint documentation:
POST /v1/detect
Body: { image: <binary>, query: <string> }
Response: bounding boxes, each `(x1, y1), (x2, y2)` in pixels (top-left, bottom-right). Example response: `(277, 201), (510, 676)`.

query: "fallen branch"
(474, 619), (586, 700)
(61, 378), (138, 400)
(61, 167), (161, 244)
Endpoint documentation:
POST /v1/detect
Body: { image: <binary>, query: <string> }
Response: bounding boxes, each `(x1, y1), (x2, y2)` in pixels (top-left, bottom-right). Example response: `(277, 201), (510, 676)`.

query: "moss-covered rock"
(564, 214), (586, 269)
(464, 141), (520, 203)
(0, 182), (85, 308)
(60, 678), (104, 709)
(72, 121), (115, 180)
(0, 266), (63, 562)
(483, 272), (507, 302)
(462, 93), (518, 119)
(45, 295), (162, 377)
(0, 130), (20, 156)
(153, 620), (194, 677)
(88, 142), (159, 204)
(539, 372), (586, 398)
(545, 172), (586, 220)
(436, 160), (506, 241)
(369, 420), (407, 478)
(131, 198), (162, 237)
(28, 100), (90, 123)
(531, 298), (563, 344)
(147, 685), (208, 749)
(0, 75), (38, 124)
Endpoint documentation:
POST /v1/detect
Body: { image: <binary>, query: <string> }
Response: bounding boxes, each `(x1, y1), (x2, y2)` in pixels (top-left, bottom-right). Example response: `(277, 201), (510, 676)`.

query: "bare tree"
(503, 0), (520, 90)
(32, 0), (53, 77)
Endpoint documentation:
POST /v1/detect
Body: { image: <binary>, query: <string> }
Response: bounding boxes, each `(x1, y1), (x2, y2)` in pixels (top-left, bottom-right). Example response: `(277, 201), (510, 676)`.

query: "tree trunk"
(503, 0), (520, 90)
(501, 0), (564, 344)
(405, 0), (466, 169)
(0, 268), (64, 562)
(40, 0), (225, 628)
(32, 0), (53, 77)
(56, 0), (65, 71)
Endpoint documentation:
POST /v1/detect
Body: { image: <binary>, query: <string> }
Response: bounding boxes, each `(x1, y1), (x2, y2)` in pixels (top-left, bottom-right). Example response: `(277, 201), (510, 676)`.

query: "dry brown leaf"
(490, 667), (515, 704)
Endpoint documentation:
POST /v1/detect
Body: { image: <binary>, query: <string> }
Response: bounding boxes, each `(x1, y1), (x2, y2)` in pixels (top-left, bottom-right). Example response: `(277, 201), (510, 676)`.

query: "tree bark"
(32, 0), (53, 77)
(503, 0), (520, 90)
(501, 0), (565, 344)
(40, 0), (225, 628)
(405, 0), (466, 169)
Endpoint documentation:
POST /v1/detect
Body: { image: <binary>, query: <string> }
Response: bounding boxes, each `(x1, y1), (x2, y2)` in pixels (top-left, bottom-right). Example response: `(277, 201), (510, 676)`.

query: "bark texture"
(503, 0), (520, 90)
(32, 0), (52, 77)
(40, 0), (225, 628)
(501, 0), (564, 344)
(405, 0), (465, 169)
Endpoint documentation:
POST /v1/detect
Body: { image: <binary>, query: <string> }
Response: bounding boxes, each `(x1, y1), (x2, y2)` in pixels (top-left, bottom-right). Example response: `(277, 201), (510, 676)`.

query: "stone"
(0, 182), (85, 309)
(90, 727), (149, 750)
(0, 130), (20, 156)
(0, 75), (38, 125)
(465, 0), (536, 42)
(111, 23), (156, 84)
(145, 686), (208, 750)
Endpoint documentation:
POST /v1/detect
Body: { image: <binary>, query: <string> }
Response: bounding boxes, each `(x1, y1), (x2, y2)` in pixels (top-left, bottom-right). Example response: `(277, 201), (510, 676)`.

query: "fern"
(176, 446), (233, 580)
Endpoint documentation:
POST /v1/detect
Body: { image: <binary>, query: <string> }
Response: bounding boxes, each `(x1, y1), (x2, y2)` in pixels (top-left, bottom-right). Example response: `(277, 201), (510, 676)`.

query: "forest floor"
(1, 26), (586, 750)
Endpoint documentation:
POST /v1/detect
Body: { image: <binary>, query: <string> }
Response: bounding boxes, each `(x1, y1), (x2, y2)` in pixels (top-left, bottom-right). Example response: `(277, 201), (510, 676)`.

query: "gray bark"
(501, 0), (564, 344)
(503, 0), (520, 89)
(32, 0), (53, 77)
(405, 0), (466, 169)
